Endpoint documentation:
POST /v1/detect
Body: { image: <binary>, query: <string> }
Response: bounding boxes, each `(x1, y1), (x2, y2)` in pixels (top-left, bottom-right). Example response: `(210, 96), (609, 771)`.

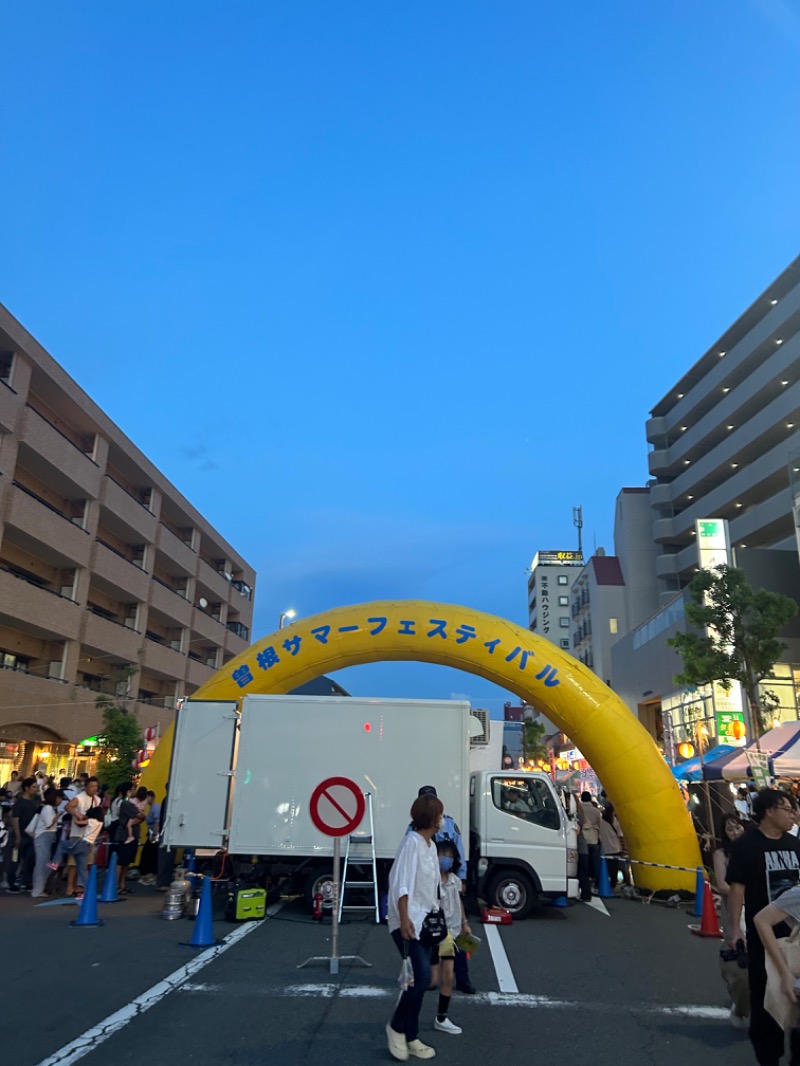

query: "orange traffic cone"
(689, 880), (723, 939)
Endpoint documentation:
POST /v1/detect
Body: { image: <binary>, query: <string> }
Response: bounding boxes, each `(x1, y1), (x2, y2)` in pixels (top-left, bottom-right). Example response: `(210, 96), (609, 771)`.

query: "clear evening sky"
(2, 2), (799, 715)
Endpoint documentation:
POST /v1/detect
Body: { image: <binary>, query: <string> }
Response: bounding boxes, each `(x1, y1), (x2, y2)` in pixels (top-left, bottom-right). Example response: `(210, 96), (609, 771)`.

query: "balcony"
(0, 567), (81, 640)
(92, 540), (151, 602)
(0, 667), (74, 716)
(6, 482), (92, 567)
(645, 416), (668, 444)
(0, 379), (19, 433)
(186, 656), (216, 688)
(101, 477), (157, 542)
(191, 606), (226, 642)
(653, 517), (676, 543)
(19, 405), (100, 497)
(150, 578), (193, 626)
(655, 554), (679, 578)
(142, 636), (186, 679)
(199, 558), (236, 599)
(83, 610), (143, 662)
(647, 449), (671, 476)
(650, 483), (674, 511)
(156, 523), (197, 575)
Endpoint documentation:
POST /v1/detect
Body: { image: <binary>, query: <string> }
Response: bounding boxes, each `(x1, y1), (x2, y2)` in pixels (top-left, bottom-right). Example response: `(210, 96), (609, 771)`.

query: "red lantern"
(730, 719), (746, 741)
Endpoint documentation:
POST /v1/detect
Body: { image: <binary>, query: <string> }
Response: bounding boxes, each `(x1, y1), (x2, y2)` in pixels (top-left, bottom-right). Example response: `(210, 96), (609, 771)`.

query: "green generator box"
(226, 886), (267, 922)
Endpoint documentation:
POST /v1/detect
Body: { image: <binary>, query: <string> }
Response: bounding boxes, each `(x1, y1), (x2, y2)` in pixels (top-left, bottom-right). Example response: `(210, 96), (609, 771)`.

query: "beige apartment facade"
(0, 303), (256, 778)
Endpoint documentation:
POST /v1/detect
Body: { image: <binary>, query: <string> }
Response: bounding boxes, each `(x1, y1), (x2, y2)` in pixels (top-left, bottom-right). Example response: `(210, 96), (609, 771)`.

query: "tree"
(667, 565), (798, 742)
(523, 719), (548, 765)
(94, 666), (143, 791)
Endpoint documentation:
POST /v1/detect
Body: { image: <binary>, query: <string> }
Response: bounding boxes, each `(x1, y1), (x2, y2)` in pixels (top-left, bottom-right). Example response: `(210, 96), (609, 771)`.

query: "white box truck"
(162, 695), (578, 917)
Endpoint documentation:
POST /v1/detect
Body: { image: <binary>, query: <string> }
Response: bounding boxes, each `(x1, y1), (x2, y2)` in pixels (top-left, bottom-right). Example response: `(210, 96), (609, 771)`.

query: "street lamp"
(279, 609), (296, 629)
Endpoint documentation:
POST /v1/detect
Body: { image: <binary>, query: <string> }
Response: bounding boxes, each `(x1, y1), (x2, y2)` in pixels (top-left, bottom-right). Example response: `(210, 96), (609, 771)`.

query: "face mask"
(439, 856), (454, 873)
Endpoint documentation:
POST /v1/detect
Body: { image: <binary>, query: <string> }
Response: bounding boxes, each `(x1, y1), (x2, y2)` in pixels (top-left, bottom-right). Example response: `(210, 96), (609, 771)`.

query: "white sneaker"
(434, 1017), (462, 1034)
(728, 1006), (749, 1030)
(407, 1039), (436, 1059)
(386, 1023), (409, 1062)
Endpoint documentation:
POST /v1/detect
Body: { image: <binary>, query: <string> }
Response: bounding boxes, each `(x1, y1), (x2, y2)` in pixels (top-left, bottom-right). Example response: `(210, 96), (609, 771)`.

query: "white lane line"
(583, 897), (610, 916)
(484, 923), (518, 993)
(179, 983), (730, 1019)
(34, 907), (280, 1066)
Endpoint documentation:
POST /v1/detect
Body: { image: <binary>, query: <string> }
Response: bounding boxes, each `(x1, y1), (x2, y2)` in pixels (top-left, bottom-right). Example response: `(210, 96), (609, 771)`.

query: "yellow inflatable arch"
(142, 600), (700, 891)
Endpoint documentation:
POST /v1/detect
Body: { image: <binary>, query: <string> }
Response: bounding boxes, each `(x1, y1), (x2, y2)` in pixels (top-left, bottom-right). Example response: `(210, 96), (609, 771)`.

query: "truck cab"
(470, 770), (578, 917)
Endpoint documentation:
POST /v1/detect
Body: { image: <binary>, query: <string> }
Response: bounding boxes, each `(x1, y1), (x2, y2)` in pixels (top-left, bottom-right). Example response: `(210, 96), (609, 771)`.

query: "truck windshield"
(492, 777), (561, 832)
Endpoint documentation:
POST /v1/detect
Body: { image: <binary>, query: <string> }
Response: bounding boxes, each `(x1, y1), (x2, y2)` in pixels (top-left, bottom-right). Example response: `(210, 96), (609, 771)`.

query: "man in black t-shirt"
(10, 776), (40, 891)
(727, 788), (800, 1066)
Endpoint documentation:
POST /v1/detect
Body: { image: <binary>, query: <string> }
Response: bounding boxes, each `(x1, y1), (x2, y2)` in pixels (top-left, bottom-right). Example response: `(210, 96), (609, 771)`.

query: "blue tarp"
(671, 744), (739, 783)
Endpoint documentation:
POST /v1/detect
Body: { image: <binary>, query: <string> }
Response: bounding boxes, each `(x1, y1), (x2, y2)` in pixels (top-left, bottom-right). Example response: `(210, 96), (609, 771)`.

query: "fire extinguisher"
(313, 892), (323, 922)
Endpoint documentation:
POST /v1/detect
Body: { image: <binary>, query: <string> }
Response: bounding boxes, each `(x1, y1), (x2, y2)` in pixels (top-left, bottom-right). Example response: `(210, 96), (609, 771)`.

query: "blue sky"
(2, 2), (800, 715)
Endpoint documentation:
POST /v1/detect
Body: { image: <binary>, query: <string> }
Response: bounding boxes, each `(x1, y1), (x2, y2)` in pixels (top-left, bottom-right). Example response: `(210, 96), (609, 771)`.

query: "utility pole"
(573, 506), (583, 555)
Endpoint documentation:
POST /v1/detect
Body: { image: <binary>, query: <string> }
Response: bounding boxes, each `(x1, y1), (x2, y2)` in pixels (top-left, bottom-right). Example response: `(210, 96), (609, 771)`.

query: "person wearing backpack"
(31, 787), (60, 898)
(9, 777), (39, 892)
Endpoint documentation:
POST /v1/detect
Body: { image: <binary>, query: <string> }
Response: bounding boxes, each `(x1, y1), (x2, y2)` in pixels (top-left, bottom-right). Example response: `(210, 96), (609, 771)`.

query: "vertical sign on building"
(540, 573), (550, 635)
(695, 518), (747, 743)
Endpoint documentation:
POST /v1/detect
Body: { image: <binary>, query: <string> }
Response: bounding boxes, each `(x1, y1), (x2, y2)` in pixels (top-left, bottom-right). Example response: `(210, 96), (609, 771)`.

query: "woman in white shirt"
(386, 792), (443, 1062)
(31, 787), (60, 898)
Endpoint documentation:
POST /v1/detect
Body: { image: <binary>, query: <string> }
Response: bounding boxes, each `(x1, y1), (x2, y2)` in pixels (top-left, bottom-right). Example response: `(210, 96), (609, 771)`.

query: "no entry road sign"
(309, 777), (366, 837)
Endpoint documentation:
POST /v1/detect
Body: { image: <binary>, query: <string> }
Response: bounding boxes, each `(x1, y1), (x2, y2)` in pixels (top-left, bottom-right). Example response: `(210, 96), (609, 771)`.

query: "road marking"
(34, 907), (282, 1066)
(583, 897), (610, 916)
(484, 924), (518, 993)
(179, 982), (730, 1019)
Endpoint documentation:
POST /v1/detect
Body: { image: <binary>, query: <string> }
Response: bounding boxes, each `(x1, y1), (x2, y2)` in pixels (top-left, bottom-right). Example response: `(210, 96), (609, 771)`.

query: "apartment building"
(526, 549), (584, 649)
(0, 303), (256, 778)
(610, 253), (800, 750)
(646, 254), (800, 602)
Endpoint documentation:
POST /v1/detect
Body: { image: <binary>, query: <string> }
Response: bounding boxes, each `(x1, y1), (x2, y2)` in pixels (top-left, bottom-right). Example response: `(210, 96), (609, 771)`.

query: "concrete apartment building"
(0, 303), (256, 778)
(610, 253), (800, 751)
(526, 549), (584, 650)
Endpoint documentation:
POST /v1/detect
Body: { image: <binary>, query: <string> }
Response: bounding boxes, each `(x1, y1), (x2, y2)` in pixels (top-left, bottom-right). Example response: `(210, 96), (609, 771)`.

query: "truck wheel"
(486, 871), (535, 919)
(303, 866), (334, 913)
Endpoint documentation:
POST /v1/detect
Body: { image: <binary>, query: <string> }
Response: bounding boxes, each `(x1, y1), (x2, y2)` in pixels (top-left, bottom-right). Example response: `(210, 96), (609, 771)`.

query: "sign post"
(298, 776), (371, 975)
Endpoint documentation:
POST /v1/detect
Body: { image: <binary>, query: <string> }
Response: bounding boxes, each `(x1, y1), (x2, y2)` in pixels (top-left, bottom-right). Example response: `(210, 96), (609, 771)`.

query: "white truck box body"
(228, 695), (470, 857)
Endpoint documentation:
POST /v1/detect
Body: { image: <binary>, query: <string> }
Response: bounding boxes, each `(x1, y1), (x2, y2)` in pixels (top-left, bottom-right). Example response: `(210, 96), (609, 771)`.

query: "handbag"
(419, 882), (447, 946)
(24, 812), (41, 838)
(765, 924), (800, 1031)
(419, 908), (448, 946)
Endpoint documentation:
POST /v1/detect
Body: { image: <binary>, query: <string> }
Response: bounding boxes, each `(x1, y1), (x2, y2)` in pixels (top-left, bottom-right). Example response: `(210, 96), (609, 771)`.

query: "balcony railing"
(12, 480), (90, 533)
(25, 402), (97, 462)
(0, 564), (79, 603)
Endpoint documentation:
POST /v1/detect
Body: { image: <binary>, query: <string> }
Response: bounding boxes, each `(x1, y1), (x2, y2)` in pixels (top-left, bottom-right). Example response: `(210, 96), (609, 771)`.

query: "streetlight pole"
(279, 610), (296, 629)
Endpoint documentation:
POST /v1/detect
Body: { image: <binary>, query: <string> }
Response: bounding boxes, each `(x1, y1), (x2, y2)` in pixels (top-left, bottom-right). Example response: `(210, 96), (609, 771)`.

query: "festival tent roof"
(671, 745), (737, 783)
(702, 722), (800, 782)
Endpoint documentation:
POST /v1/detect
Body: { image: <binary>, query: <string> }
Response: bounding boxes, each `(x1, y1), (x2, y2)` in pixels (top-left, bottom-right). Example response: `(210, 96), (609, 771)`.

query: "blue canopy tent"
(671, 744), (738, 783)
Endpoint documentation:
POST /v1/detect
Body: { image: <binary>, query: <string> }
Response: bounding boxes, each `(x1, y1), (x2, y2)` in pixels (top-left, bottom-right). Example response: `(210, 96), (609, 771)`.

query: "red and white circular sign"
(309, 776), (366, 838)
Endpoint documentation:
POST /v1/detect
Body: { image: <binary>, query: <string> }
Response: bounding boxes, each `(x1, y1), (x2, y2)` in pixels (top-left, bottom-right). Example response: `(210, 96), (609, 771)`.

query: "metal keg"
(160, 887), (185, 920)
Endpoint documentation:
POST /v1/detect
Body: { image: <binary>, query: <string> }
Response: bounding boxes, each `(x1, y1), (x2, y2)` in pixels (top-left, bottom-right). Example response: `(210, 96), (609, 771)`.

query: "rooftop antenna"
(573, 505), (583, 554)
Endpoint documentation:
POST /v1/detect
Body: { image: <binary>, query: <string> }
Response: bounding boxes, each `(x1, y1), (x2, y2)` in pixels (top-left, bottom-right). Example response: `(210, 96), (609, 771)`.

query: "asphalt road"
(2, 884), (760, 1066)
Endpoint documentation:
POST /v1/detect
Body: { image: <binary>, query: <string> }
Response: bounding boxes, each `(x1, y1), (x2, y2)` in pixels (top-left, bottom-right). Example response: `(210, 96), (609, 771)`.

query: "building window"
(609, 618), (618, 634)
(558, 596), (568, 606)
(557, 575), (568, 585)
(560, 639), (570, 649)
(559, 617), (569, 628)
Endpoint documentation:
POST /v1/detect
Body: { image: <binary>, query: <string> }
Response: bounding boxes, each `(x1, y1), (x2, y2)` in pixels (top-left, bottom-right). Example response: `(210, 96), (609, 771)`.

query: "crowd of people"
(0, 769), (172, 899)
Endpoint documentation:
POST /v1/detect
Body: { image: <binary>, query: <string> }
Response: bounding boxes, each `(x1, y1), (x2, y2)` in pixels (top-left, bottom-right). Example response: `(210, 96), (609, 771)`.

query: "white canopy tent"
(718, 721), (800, 781)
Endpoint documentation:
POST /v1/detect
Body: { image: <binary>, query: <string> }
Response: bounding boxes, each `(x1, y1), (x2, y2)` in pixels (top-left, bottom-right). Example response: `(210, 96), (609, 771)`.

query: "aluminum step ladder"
(338, 791), (380, 923)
